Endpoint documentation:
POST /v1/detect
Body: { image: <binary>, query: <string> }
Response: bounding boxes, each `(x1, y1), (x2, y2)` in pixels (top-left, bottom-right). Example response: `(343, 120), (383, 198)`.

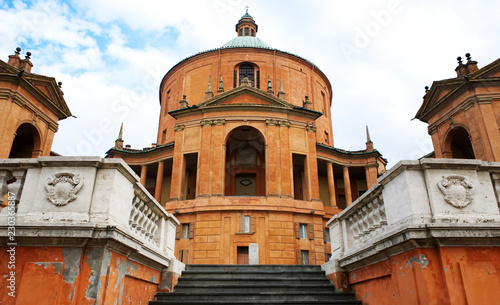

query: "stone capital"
(306, 124), (317, 133)
(173, 125), (185, 132)
(200, 120), (213, 127)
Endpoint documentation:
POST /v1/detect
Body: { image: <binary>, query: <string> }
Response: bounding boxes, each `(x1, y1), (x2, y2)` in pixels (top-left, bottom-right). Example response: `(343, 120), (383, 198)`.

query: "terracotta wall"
(347, 247), (500, 305)
(0, 246), (162, 305)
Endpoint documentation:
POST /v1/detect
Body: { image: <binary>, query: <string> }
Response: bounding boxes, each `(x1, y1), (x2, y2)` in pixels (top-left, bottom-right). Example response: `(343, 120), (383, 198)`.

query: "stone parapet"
(324, 158), (500, 272)
(0, 156), (183, 269)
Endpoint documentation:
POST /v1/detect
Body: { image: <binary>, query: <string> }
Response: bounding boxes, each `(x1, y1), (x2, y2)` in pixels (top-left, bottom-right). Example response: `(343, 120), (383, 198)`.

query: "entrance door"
(237, 246), (249, 264)
(235, 173), (257, 196)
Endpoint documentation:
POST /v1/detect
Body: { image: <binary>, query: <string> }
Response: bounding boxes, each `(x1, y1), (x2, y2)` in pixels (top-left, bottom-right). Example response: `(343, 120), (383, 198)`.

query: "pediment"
(29, 78), (60, 103)
(416, 80), (463, 121)
(471, 58), (500, 79)
(197, 86), (294, 110)
(0, 60), (71, 120)
(0, 60), (19, 74)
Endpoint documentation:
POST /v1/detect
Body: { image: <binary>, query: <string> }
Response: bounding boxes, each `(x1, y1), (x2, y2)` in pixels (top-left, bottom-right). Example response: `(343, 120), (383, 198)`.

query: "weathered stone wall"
(323, 159), (500, 304)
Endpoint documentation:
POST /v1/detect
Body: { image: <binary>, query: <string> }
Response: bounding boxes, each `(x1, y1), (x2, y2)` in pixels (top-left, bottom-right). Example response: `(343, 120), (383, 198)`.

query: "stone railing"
(324, 159), (500, 273)
(345, 189), (387, 246)
(0, 157), (181, 266)
(130, 193), (161, 245)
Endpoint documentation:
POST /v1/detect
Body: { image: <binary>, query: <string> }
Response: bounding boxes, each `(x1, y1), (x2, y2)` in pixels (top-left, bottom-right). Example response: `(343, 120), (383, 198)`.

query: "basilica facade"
(106, 12), (387, 265)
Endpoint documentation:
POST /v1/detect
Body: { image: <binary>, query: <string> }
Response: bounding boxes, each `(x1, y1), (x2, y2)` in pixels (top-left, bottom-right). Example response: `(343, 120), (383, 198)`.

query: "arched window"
(225, 126), (265, 196)
(239, 64), (254, 86)
(9, 123), (41, 158)
(234, 63), (260, 89)
(445, 127), (475, 159)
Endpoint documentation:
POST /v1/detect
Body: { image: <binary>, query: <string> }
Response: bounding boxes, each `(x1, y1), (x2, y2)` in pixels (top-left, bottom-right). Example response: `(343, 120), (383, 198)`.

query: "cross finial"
(246, 6), (249, 14)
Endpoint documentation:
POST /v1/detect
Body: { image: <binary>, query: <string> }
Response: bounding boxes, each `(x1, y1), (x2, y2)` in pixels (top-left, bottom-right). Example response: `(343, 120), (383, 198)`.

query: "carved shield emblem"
(437, 175), (474, 208)
(45, 173), (83, 206)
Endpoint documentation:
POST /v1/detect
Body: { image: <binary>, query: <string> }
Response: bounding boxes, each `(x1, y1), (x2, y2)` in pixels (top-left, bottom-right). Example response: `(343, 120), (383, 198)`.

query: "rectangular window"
(178, 222), (194, 239)
(324, 228), (331, 243)
(301, 250), (309, 265)
(256, 71), (260, 89)
(233, 70), (237, 88)
(244, 215), (250, 233)
(179, 249), (189, 264)
(251, 29), (254, 36)
(300, 224), (307, 239)
(182, 224), (190, 239)
(295, 223), (314, 239)
(244, 27), (249, 36)
(239, 215), (255, 234)
(239, 28), (243, 36)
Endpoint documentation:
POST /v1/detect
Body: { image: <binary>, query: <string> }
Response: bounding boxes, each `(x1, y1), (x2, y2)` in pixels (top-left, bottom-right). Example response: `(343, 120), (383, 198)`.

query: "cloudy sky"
(1, 0), (498, 167)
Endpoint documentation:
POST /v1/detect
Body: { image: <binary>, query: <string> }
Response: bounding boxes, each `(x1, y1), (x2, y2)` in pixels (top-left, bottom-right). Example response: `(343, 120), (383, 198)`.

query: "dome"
(221, 36), (272, 49)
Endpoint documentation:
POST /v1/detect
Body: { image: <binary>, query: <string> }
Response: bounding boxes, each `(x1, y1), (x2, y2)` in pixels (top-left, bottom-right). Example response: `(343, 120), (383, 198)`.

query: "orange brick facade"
(416, 54), (500, 162)
(0, 48), (71, 159)
(106, 13), (387, 265)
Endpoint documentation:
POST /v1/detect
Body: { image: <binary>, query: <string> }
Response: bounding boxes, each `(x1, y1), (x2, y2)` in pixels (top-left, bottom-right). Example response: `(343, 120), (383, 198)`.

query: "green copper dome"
(221, 36), (272, 49)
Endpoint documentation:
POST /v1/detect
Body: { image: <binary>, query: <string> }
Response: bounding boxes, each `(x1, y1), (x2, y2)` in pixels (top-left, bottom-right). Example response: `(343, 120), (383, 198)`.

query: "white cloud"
(1, 0), (499, 165)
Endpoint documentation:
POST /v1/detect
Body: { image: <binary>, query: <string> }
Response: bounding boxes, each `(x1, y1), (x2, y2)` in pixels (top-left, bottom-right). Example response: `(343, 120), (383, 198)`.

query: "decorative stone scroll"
(438, 175), (474, 208)
(45, 173), (83, 206)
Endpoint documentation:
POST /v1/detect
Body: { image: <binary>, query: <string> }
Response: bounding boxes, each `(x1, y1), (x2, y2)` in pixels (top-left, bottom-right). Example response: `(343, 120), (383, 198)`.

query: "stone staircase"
(151, 265), (361, 305)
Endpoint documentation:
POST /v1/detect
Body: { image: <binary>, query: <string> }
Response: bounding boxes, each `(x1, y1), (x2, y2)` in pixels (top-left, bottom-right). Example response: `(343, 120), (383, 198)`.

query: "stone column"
(343, 166), (352, 206)
(327, 162), (337, 207)
(140, 165), (147, 187)
(154, 161), (164, 203)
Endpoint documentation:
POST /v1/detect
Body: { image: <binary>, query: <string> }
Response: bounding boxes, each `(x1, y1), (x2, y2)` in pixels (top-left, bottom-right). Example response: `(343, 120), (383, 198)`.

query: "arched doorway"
(445, 127), (475, 159)
(225, 126), (265, 196)
(9, 123), (41, 158)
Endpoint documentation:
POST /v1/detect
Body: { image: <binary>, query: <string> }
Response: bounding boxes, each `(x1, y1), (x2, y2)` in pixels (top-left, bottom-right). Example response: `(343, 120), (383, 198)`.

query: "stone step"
(174, 283), (333, 294)
(151, 301), (361, 305)
(154, 291), (359, 302)
(181, 270), (327, 279)
(184, 264), (323, 273)
(151, 264), (362, 305)
(176, 277), (330, 286)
